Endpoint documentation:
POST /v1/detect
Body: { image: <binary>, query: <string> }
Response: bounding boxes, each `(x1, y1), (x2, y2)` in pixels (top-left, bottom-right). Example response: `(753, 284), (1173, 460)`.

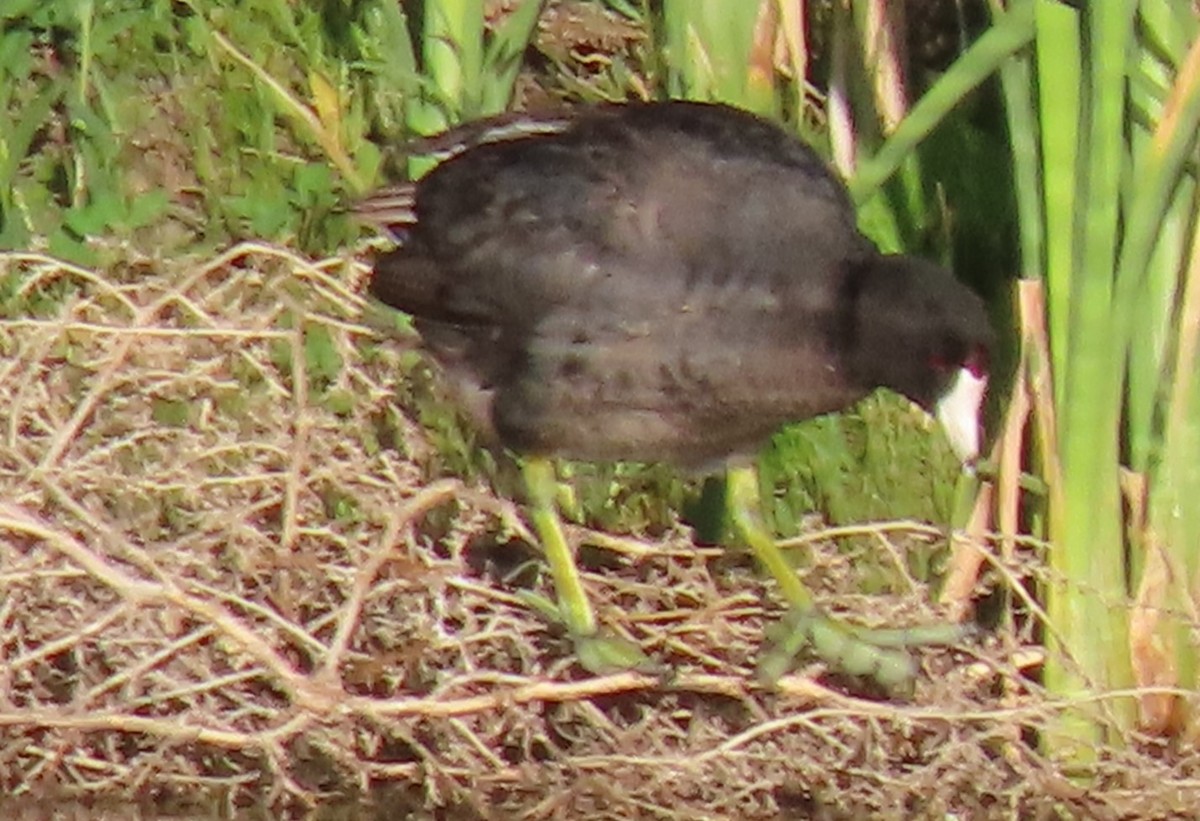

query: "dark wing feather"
(362, 102), (973, 465)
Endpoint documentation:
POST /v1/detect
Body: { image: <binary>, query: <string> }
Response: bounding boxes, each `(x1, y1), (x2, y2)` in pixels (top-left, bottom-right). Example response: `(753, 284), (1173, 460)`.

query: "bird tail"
(353, 110), (576, 238)
(353, 184), (417, 238)
(409, 111), (574, 162)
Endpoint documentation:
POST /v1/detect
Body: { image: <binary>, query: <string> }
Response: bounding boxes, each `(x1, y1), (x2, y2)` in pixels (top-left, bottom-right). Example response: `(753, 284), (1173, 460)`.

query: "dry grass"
(0, 247), (1198, 820)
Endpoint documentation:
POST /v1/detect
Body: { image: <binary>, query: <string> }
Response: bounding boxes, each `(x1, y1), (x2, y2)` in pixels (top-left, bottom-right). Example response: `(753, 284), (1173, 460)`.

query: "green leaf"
(0, 0), (42, 21)
(152, 398), (192, 428)
(304, 322), (341, 383)
(323, 388), (354, 417)
(47, 229), (96, 266)
(126, 189), (170, 229)
(481, 0), (546, 113)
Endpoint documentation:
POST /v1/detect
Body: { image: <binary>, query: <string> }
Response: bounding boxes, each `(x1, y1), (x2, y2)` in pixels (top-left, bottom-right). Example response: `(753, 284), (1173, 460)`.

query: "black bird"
(359, 101), (992, 687)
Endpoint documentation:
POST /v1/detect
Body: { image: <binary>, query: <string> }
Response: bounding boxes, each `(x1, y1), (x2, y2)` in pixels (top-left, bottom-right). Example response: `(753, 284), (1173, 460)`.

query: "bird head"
(846, 255), (993, 465)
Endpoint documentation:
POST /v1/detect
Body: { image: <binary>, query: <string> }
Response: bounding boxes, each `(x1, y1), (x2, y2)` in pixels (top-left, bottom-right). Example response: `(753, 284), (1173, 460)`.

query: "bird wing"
(365, 103), (879, 463)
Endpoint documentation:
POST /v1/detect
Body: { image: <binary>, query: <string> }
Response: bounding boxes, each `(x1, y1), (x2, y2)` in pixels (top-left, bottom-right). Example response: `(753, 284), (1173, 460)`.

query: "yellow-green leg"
(521, 458), (653, 674)
(727, 466), (964, 691)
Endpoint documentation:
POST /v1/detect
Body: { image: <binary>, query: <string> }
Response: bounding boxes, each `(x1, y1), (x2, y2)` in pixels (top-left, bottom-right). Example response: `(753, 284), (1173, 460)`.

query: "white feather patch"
(934, 367), (987, 464)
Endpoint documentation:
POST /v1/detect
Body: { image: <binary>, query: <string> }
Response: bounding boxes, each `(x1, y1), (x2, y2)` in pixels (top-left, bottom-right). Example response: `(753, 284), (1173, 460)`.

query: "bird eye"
(964, 344), (989, 378)
(929, 342), (988, 378)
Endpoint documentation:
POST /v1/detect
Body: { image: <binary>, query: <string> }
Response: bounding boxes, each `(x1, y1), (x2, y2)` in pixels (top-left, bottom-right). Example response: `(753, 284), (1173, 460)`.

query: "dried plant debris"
(0, 248), (1198, 819)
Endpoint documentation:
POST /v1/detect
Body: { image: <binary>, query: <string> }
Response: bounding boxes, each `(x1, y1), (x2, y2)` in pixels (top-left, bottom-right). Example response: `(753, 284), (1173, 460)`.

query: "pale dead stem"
(2, 245), (1172, 816)
(0, 484), (1052, 769)
(0, 475), (462, 707)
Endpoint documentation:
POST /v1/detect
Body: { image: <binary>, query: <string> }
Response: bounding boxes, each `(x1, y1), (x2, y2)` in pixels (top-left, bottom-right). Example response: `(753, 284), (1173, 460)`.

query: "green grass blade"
(481, 0), (547, 113)
(1122, 35), (1200, 610)
(848, 2), (1035, 205)
(660, 0), (773, 111)
(1045, 1), (1139, 747)
(991, 29), (1043, 281)
(421, 0), (484, 127)
(1125, 157), (1191, 477)
(1032, 0), (1081, 404)
(1151, 173), (1200, 701)
(1138, 0), (1198, 64)
(1114, 49), (1200, 366)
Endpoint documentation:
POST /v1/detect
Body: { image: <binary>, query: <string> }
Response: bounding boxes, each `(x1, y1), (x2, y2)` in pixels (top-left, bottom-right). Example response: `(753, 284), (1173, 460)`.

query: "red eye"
(928, 344), (989, 378)
(964, 344), (989, 378)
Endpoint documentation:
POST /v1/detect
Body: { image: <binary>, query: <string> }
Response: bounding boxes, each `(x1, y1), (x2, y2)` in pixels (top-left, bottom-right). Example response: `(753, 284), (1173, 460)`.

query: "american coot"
(360, 101), (992, 689)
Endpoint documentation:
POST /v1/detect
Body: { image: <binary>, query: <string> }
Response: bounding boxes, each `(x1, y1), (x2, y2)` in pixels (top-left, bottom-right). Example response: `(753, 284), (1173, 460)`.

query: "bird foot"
(757, 608), (973, 695)
(574, 631), (661, 676)
(518, 590), (661, 675)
